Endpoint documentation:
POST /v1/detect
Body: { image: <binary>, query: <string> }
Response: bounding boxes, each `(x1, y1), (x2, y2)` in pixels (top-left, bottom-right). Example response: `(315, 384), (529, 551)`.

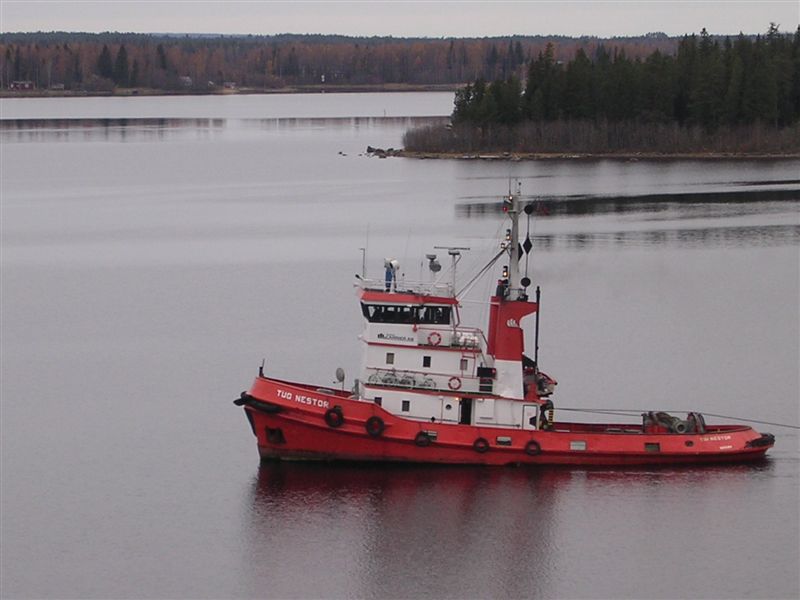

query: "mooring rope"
(556, 407), (800, 430)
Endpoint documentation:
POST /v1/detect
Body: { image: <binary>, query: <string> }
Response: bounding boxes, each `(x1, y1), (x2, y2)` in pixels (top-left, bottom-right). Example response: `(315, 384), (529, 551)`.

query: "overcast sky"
(1, 1), (798, 38)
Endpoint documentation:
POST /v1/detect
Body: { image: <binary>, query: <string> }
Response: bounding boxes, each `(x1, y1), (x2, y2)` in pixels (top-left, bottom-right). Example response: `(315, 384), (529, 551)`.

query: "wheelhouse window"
(361, 303), (451, 325)
(419, 306), (451, 325)
(423, 356), (431, 368)
(386, 352), (395, 365)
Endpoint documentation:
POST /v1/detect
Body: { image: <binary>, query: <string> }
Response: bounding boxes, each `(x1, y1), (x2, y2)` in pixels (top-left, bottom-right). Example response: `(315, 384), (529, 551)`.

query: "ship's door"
(522, 404), (539, 430)
(459, 398), (472, 425)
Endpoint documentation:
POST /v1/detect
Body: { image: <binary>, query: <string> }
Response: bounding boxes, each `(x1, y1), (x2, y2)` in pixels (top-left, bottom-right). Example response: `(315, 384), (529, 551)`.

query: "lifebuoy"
(448, 376), (462, 391)
(427, 332), (442, 346)
(365, 416), (385, 437)
(524, 440), (541, 456)
(414, 431), (432, 447)
(473, 437), (489, 453)
(324, 407), (344, 428)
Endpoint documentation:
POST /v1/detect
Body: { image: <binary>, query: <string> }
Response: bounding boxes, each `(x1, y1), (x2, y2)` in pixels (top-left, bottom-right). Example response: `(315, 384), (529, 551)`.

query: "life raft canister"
(448, 376), (462, 391)
(324, 407), (344, 428)
(427, 331), (442, 346)
(365, 416), (385, 437)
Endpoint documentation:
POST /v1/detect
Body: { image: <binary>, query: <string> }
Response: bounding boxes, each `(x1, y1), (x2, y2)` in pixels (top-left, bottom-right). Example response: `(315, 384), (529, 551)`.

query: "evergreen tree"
(13, 46), (21, 79)
(562, 48), (594, 119)
(640, 50), (675, 121)
(523, 43), (561, 120)
(113, 44), (129, 86)
(96, 44), (113, 79)
(673, 34), (697, 123)
(742, 36), (778, 124)
(156, 43), (168, 70)
(491, 77), (522, 124)
(593, 45), (614, 117)
(690, 30), (725, 128)
(792, 27), (800, 120)
(723, 54), (744, 124)
(453, 82), (473, 122)
(130, 58), (139, 87)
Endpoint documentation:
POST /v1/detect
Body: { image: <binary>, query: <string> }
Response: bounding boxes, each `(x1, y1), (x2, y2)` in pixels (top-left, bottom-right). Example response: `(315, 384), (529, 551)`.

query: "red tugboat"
(234, 189), (775, 466)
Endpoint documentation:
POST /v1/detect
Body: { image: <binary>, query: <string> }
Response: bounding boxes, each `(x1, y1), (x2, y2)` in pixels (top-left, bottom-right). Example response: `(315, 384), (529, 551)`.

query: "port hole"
(645, 443), (661, 452)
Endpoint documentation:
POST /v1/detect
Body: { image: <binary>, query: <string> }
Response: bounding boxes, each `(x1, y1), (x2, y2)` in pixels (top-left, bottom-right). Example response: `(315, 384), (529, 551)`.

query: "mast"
(505, 182), (525, 301)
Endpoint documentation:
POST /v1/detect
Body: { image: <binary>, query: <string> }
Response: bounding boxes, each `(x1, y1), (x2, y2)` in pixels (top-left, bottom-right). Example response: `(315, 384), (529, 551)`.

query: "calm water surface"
(1, 93), (798, 599)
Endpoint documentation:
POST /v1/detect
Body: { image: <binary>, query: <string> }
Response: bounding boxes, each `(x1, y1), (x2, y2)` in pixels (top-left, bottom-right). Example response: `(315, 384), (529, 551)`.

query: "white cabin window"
(386, 352), (395, 365)
(423, 356), (431, 368)
(460, 358), (468, 371)
(374, 397), (382, 406)
(402, 400), (410, 412)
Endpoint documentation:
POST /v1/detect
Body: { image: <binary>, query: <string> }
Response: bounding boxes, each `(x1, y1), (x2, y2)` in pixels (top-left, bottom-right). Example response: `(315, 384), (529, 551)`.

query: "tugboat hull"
(238, 377), (773, 467)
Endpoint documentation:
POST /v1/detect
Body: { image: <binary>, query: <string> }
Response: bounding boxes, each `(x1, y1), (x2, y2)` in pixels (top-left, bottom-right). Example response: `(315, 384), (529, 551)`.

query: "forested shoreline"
(4, 27), (799, 157)
(404, 25), (800, 156)
(0, 30), (699, 93)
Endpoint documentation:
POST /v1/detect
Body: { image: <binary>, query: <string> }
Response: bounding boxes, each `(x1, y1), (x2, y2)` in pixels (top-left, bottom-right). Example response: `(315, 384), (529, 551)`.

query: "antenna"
(364, 223), (370, 277)
(434, 246), (470, 295)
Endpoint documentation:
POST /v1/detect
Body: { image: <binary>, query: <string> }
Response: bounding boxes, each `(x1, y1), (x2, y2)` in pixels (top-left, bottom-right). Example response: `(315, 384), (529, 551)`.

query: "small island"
(402, 25), (800, 159)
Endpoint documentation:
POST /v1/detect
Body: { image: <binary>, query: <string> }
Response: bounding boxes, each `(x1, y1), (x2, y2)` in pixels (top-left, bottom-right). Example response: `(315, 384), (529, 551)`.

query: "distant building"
(223, 81), (237, 89)
(9, 80), (34, 90)
(179, 76), (193, 88)
(50, 83), (65, 90)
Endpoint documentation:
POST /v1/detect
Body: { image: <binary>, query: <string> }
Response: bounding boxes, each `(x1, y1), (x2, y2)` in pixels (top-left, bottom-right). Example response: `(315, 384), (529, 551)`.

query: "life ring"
(473, 437), (490, 453)
(448, 376), (462, 391)
(414, 431), (432, 447)
(524, 440), (541, 456)
(324, 407), (344, 428)
(427, 332), (442, 346)
(365, 416), (385, 437)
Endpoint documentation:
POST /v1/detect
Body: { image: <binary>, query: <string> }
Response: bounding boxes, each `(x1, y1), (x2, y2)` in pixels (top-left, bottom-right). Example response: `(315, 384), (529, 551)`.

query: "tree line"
(450, 25), (800, 129)
(0, 31), (681, 91)
(403, 25), (800, 155)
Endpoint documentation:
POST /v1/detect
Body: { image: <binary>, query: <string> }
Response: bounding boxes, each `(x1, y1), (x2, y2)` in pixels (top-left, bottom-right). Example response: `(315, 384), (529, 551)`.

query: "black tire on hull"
(365, 416), (385, 437)
(473, 437), (490, 453)
(324, 407), (345, 428)
(524, 440), (541, 456)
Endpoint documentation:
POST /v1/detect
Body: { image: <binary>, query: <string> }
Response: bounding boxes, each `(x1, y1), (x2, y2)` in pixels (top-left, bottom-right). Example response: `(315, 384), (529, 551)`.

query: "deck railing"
(364, 367), (483, 394)
(357, 278), (454, 298)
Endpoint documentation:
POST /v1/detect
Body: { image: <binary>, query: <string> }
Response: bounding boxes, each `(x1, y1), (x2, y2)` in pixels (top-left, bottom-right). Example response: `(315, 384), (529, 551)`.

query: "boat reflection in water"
(244, 460), (774, 599)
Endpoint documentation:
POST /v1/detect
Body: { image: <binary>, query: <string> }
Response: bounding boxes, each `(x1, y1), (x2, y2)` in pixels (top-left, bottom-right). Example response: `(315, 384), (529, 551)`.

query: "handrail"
(357, 277), (455, 298)
(364, 367), (481, 390)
